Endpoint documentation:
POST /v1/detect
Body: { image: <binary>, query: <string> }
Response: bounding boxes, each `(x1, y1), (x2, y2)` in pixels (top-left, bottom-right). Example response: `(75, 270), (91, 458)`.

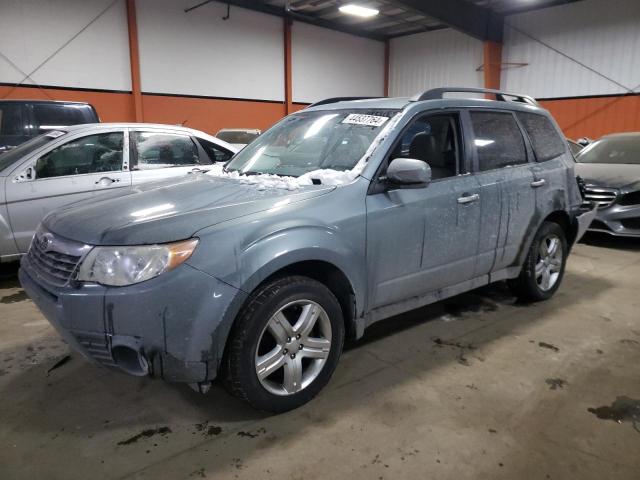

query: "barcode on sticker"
(342, 114), (388, 127)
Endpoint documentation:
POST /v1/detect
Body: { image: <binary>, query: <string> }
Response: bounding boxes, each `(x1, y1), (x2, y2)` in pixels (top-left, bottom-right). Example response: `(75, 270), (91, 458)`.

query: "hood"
(574, 163), (640, 191)
(44, 174), (335, 245)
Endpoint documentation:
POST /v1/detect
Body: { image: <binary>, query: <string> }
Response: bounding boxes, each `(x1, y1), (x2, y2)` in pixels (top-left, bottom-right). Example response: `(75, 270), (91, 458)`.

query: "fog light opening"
(112, 345), (149, 376)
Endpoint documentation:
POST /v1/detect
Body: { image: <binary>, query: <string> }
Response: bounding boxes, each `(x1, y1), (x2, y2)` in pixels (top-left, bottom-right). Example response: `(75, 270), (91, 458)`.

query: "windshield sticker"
(45, 130), (65, 138)
(342, 114), (389, 127)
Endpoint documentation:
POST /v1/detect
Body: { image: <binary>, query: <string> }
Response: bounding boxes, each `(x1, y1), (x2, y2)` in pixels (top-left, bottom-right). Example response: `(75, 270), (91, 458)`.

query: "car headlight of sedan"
(77, 239), (199, 286)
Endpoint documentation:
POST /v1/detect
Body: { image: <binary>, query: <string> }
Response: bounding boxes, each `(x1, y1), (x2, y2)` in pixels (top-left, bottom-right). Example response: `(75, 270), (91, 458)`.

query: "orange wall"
(0, 84), (290, 136)
(141, 94), (286, 134)
(0, 85), (135, 122)
(541, 95), (640, 140)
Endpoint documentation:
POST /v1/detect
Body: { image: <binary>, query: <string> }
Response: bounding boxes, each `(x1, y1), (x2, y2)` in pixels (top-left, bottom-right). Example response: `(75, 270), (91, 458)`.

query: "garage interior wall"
(502, 0), (640, 139)
(291, 22), (385, 105)
(388, 29), (484, 98)
(0, 0), (387, 134)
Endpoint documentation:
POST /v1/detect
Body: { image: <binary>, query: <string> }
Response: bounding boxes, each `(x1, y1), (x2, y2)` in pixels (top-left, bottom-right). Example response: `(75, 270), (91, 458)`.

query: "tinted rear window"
(470, 111), (527, 171)
(517, 112), (566, 162)
(216, 131), (259, 145)
(33, 104), (97, 133)
(0, 103), (25, 135)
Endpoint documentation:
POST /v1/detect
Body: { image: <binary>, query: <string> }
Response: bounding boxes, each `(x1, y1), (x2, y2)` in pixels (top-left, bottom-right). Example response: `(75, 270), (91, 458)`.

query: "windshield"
(217, 130), (259, 145)
(0, 132), (63, 172)
(225, 110), (398, 177)
(576, 135), (640, 165)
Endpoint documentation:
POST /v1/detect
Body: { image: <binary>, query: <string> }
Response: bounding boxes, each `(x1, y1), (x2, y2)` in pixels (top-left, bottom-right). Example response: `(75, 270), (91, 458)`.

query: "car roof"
(601, 132), (640, 139)
(55, 123), (237, 152)
(302, 95), (549, 115)
(0, 99), (92, 106)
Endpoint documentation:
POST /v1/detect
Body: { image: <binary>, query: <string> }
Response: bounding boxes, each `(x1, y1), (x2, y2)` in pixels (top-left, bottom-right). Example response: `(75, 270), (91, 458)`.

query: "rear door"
(5, 128), (130, 252)
(467, 110), (536, 274)
(129, 129), (223, 185)
(516, 112), (572, 216)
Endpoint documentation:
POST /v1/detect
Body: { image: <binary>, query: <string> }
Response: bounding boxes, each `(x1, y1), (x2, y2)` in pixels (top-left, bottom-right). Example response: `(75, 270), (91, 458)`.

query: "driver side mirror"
(386, 158), (431, 186)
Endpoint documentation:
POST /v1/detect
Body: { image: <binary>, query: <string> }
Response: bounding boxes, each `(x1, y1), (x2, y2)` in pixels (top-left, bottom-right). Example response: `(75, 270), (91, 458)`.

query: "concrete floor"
(0, 234), (639, 480)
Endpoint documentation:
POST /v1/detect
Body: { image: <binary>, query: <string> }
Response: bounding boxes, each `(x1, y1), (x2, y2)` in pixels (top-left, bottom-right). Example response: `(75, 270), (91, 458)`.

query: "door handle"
(457, 193), (480, 205)
(95, 177), (119, 185)
(188, 167), (209, 174)
(531, 179), (546, 188)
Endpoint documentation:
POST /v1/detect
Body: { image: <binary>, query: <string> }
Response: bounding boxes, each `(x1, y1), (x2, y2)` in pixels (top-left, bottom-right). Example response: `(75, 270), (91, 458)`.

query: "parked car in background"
(216, 128), (261, 149)
(575, 132), (640, 237)
(20, 88), (595, 412)
(0, 100), (99, 153)
(567, 139), (584, 156)
(0, 123), (236, 261)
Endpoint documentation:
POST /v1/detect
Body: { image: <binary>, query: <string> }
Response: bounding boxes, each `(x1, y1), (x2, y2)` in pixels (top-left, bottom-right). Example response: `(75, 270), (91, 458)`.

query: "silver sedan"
(0, 123), (237, 261)
(575, 133), (640, 237)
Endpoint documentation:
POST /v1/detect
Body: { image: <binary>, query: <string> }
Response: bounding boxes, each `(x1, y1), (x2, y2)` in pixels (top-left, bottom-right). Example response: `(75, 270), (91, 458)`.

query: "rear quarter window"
(517, 112), (567, 162)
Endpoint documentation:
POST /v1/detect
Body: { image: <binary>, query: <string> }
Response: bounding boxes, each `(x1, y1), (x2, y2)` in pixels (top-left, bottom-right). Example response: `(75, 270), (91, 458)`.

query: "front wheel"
(508, 221), (567, 302)
(221, 276), (344, 413)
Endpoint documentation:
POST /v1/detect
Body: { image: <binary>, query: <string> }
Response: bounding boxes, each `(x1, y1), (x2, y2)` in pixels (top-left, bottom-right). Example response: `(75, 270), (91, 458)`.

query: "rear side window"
(0, 103), (25, 135)
(130, 131), (201, 169)
(470, 111), (527, 171)
(33, 104), (94, 133)
(517, 112), (566, 162)
(197, 138), (233, 163)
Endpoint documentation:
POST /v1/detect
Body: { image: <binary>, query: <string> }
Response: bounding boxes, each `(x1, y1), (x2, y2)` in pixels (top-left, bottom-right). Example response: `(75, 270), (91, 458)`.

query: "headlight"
(77, 239), (198, 286)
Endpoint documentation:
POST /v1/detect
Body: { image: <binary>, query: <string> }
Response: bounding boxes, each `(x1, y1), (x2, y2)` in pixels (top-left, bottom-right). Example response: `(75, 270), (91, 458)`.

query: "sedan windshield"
(225, 110), (398, 177)
(0, 132), (63, 172)
(576, 135), (640, 165)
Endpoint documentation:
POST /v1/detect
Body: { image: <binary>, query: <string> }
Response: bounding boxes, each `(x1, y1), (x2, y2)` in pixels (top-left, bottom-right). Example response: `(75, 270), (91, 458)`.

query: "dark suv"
(21, 88), (596, 412)
(0, 100), (99, 152)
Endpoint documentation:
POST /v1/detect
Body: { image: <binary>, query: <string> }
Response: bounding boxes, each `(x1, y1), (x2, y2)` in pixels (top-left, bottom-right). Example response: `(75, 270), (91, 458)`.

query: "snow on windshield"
(206, 112), (401, 190)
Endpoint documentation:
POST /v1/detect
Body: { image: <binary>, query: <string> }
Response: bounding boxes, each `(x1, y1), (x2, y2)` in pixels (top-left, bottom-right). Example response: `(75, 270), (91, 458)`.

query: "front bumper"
(20, 256), (247, 383)
(587, 204), (640, 238)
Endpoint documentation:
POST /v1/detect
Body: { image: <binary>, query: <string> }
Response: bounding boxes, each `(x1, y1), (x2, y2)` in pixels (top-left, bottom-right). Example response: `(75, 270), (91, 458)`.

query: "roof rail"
(306, 96), (384, 108)
(414, 87), (539, 107)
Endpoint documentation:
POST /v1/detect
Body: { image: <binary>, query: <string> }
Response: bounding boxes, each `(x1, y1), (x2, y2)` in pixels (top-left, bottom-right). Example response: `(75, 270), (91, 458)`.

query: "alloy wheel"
(535, 234), (563, 291)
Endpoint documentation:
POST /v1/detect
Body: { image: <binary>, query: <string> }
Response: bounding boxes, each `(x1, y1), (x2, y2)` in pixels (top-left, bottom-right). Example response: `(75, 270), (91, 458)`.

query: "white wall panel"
(389, 29), (484, 98)
(292, 22), (384, 104)
(502, 0), (640, 98)
(0, 0), (131, 91)
(137, 0), (284, 101)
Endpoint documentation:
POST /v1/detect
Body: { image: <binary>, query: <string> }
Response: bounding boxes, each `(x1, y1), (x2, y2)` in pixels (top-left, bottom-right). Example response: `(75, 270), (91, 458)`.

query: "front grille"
(583, 185), (618, 209)
(74, 332), (117, 367)
(27, 230), (86, 287)
(621, 218), (640, 230)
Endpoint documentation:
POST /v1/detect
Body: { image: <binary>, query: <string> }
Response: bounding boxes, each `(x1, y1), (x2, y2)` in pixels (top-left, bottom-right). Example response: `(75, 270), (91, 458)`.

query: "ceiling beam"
(395, 0), (504, 42)
(200, 0), (386, 41)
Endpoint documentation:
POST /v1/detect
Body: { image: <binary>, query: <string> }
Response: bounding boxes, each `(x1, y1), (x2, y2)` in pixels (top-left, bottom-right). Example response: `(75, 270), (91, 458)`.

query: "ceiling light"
(339, 4), (379, 18)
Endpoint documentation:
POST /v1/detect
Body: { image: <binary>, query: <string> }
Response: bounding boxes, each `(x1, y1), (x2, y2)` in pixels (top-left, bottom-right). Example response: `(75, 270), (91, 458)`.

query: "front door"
(366, 112), (482, 310)
(5, 130), (130, 252)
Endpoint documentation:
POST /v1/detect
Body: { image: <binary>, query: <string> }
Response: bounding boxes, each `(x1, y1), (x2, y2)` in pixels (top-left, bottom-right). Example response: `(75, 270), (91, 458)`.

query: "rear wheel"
(508, 221), (567, 302)
(222, 276), (344, 413)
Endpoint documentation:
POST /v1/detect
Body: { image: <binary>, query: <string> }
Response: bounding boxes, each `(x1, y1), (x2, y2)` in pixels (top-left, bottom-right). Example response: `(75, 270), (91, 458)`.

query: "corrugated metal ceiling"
(259, 0), (583, 38)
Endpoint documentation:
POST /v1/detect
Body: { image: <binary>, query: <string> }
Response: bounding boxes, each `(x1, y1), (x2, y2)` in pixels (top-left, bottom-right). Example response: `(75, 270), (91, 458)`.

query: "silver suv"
(20, 88), (596, 412)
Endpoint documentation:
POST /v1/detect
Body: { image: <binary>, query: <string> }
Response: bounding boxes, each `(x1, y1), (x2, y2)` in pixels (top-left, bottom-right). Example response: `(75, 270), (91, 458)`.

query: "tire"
(508, 221), (568, 302)
(221, 275), (345, 413)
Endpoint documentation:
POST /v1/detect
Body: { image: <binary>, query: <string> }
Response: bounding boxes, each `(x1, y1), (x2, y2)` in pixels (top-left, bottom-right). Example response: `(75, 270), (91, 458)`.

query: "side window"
(35, 132), (124, 179)
(0, 103), (25, 135)
(470, 111), (527, 171)
(130, 132), (200, 170)
(33, 105), (87, 133)
(392, 114), (460, 180)
(517, 112), (567, 162)
(196, 138), (233, 163)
